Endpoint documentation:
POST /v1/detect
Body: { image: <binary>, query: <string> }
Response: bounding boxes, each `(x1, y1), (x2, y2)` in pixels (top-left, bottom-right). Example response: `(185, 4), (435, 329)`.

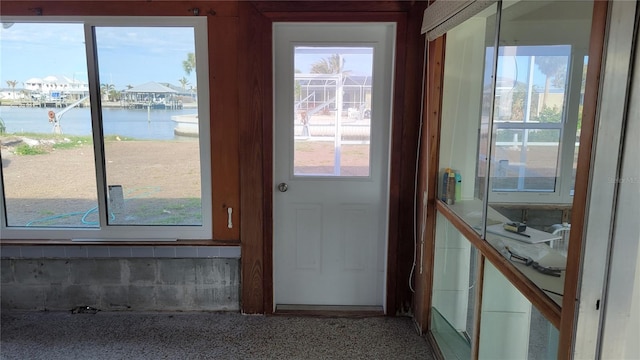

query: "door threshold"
(274, 304), (384, 317)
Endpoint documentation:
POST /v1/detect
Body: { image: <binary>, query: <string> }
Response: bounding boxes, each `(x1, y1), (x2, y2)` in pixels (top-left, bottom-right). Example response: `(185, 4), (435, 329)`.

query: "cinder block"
(1, 259), (14, 284)
(129, 285), (156, 310)
(157, 259), (196, 285)
(44, 286), (75, 310)
(13, 260), (44, 285)
(194, 259), (239, 286)
(193, 286), (238, 310)
(156, 286), (186, 309)
(62, 284), (101, 308)
(227, 260), (239, 287)
(70, 259), (122, 285)
(128, 260), (157, 284)
(194, 260), (218, 285)
(102, 286), (130, 310)
(42, 260), (70, 284)
(1, 284), (44, 310)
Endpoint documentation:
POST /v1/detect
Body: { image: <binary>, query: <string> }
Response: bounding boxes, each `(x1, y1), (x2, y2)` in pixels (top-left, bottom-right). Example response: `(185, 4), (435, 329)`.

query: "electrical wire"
(409, 34), (430, 294)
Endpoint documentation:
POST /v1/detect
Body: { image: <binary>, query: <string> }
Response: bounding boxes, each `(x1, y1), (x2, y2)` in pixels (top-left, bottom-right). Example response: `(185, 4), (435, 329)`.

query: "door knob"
(278, 183), (288, 192)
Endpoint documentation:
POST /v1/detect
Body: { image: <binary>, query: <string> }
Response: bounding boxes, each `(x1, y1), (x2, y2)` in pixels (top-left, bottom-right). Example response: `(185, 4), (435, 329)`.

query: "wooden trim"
(261, 19), (275, 315)
(386, 12), (409, 316)
(471, 254), (486, 360)
(558, 0), (609, 358)
(239, 1), (267, 314)
(0, 240), (238, 246)
(426, 331), (446, 360)
(252, 1), (411, 13)
(210, 16), (241, 241)
(413, 35), (446, 331)
(436, 201), (562, 328)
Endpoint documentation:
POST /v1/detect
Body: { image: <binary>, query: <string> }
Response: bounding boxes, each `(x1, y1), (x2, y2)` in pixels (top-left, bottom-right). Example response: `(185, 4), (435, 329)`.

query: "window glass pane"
(0, 23), (98, 228)
(491, 45), (569, 196)
(431, 213), (478, 359)
(438, 3), (499, 231)
(492, 128), (560, 192)
(293, 47), (372, 177)
(94, 27), (202, 226)
(494, 46), (570, 124)
(481, 0), (594, 312)
(479, 261), (559, 359)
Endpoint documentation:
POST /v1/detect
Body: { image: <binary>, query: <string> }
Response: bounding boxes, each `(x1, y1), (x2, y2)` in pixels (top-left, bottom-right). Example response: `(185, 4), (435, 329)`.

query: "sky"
(294, 47), (373, 76)
(0, 23), (374, 91)
(0, 23), (197, 90)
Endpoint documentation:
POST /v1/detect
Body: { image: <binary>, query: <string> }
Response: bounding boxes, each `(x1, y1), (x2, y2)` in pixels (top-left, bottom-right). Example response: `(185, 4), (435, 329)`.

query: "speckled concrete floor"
(0, 311), (435, 360)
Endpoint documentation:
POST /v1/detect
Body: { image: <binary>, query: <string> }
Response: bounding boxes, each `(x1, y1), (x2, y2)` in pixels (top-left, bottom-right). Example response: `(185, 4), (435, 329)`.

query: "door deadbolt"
(278, 183), (288, 192)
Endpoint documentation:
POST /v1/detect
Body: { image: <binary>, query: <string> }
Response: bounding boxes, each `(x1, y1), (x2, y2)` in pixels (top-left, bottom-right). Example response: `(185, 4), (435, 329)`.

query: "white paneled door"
(273, 23), (395, 309)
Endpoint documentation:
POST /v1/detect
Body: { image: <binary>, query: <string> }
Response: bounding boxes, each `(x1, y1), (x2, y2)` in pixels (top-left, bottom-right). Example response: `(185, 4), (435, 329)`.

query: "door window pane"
(94, 27), (202, 226)
(0, 23), (98, 227)
(293, 47), (372, 177)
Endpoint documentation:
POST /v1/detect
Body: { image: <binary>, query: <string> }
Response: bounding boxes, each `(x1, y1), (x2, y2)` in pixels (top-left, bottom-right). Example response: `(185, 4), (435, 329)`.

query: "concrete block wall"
(0, 248), (240, 312)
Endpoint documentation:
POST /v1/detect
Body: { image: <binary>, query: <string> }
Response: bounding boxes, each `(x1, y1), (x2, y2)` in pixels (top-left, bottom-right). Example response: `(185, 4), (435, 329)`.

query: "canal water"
(0, 106), (197, 140)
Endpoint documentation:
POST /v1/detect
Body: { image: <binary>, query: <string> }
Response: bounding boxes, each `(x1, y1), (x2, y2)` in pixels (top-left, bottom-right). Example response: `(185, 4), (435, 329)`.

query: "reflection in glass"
(431, 213), (478, 359)
(437, 3), (499, 231)
(95, 27), (203, 226)
(0, 23), (98, 227)
(293, 47), (373, 177)
(483, 0), (594, 310)
(479, 261), (559, 359)
(491, 45), (569, 194)
(492, 128), (561, 192)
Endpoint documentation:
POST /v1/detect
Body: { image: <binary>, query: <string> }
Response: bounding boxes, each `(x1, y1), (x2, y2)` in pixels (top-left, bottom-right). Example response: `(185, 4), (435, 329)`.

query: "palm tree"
(535, 57), (566, 108)
(179, 77), (191, 90)
(310, 54), (350, 76)
(100, 83), (115, 101)
(183, 52), (196, 76)
(6, 80), (18, 99)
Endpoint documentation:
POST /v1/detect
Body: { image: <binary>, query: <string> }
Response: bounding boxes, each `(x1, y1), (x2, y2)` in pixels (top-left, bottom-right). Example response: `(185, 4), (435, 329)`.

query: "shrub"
(15, 144), (47, 155)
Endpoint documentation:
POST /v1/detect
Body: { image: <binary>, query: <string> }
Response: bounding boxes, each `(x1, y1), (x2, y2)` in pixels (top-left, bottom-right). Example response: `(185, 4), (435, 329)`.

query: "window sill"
(0, 239), (239, 246)
(0, 243), (241, 259)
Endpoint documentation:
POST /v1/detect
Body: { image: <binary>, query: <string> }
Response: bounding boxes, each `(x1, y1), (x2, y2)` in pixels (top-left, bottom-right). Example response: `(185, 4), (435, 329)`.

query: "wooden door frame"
(239, 1), (427, 315)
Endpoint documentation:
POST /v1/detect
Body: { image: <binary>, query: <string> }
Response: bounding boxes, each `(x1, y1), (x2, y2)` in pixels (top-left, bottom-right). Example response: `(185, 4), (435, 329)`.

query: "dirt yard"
(1, 138), (202, 227)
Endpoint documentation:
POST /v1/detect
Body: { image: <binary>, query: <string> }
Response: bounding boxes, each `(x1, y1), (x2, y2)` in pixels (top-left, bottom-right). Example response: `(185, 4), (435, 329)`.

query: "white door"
(273, 23), (395, 310)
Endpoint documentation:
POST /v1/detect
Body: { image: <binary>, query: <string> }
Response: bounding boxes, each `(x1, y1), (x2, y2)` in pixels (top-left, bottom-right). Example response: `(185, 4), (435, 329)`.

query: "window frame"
(488, 46), (585, 205)
(0, 16), (212, 241)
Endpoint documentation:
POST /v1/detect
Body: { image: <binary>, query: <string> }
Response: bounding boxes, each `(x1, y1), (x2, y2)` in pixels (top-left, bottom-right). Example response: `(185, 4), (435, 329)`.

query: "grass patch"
(49, 135), (93, 150)
(14, 144), (47, 156)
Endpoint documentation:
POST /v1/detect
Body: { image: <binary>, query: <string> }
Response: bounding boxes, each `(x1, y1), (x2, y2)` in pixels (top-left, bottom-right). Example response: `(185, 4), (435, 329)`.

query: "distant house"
(23, 75), (89, 100)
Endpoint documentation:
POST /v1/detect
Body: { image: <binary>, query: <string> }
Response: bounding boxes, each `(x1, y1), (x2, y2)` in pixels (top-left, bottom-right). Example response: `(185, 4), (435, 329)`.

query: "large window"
(428, 0), (597, 358)
(0, 17), (211, 240)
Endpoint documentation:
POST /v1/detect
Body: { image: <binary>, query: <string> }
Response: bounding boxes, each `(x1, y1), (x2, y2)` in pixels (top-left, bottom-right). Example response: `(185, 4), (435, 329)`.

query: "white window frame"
(0, 16), (212, 240)
(489, 46), (586, 205)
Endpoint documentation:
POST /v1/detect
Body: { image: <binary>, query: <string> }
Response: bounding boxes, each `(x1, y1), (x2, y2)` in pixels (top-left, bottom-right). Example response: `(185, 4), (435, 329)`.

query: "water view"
(0, 106), (197, 140)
